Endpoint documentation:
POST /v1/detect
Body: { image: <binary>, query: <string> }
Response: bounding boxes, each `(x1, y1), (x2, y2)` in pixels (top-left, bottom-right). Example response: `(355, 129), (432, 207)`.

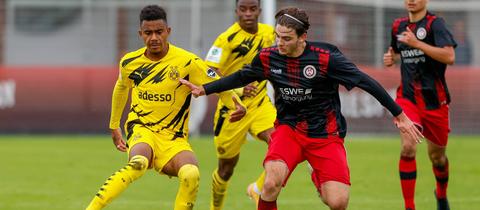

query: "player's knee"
(400, 146), (416, 158)
(262, 178), (282, 197)
(178, 164), (200, 186)
(326, 199), (347, 210)
(217, 166), (234, 180)
(126, 155), (148, 181)
(429, 153), (447, 166)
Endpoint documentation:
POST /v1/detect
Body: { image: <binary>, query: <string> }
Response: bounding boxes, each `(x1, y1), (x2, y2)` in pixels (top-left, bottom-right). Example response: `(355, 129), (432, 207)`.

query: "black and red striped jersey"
(204, 41), (402, 138)
(390, 12), (457, 110)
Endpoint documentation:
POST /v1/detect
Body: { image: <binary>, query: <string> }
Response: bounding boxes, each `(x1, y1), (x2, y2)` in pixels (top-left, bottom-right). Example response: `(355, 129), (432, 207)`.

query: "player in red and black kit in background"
(181, 7), (423, 210)
(384, 1), (456, 210)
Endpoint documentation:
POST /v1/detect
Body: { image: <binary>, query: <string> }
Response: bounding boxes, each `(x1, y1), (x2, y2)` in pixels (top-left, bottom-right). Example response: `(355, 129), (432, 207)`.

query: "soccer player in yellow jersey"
(85, 5), (245, 210)
(204, 0), (276, 209)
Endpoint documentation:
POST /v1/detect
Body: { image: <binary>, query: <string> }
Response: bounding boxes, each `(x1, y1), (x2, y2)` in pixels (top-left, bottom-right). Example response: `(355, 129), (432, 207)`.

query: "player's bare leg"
(319, 181), (349, 210)
(247, 128), (274, 205)
(427, 141), (450, 210)
(399, 130), (419, 210)
(162, 151), (200, 210)
(258, 160), (289, 210)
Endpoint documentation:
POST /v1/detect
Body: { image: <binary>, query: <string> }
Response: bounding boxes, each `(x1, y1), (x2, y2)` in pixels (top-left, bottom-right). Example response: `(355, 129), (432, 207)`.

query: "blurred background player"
(204, 0), (276, 209)
(384, 1), (456, 210)
(181, 7), (423, 210)
(85, 5), (245, 210)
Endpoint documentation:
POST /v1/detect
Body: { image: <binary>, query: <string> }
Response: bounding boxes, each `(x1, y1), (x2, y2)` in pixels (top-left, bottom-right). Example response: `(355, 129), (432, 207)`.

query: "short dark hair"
(275, 7), (310, 36)
(236, 0), (261, 6)
(139, 5), (167, 24)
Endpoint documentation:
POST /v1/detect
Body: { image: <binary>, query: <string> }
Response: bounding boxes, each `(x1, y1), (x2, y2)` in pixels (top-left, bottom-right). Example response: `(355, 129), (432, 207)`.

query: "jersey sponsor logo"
(278, 88), (313, 102)
(271, 68), (282, 74)
(303, 65), (317, 79)
(416, 27), (427, 40)
(207, 68), (217, 78)
(168, 66), (180, 80)
(401, 49), (426, 64)
(401, 49), (425, 57)
(138, 91), (172, 102)
(206, 46), (222, 63)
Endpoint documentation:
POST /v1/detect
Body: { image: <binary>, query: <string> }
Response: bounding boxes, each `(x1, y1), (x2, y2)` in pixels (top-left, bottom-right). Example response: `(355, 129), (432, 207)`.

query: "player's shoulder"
(169, 44), (200, 60)
(308, 41), (338, 53)
(426, 12), (446, 28)
(120, 47), (145, 67)
(258, 23), (274, 33)
(393, 16), (409, 25)
(216, 23), (242, 42)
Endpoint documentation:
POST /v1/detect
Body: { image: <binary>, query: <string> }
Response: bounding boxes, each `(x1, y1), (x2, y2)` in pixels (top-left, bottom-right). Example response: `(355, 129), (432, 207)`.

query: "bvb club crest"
(168, 66), (180, 80)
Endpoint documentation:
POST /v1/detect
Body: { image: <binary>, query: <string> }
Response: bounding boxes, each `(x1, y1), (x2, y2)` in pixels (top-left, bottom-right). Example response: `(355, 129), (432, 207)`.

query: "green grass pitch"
(1, 135), (479, 210)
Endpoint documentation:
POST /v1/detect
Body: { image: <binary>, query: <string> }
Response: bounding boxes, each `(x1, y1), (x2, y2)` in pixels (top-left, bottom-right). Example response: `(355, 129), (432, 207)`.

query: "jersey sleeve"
(109, 64), (132, 129)
(189, 57), (243, 110)
(327, 47), (363, 90)
(390, 22), (400, 53)
(203, 53), (266, 95)
(432, 18), (457, 48)
(205, 35), (231, 69)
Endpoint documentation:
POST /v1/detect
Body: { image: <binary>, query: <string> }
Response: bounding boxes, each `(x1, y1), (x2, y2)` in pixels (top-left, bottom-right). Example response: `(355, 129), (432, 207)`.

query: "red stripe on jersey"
(319, 51), (330, 76)
(396, 85), (404, 98)
(434, 79), (447, 105)
(425, 14), (437, 32)
(287, 58), (300, 87)
(392, 17), (408, 36)
(326, 109), (338, 135)
(260, 50), (271, 78)
(295, 120), (308, 134)
(414, 82), (426, 109)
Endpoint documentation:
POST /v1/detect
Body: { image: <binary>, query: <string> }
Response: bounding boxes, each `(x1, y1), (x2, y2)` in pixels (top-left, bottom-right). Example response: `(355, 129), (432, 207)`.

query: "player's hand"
(383, 47), (396, 67)
(179, 78), (205, 97)
(243, 83), (258, 98)
(229, 96), (246, 122)
(393, 112), (424, 144)
(111, 128), (127, 152)
(398, 27), (420, 48)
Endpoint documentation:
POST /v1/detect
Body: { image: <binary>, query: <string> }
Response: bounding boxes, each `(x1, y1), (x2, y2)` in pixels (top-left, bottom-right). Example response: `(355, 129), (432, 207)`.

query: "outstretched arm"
(355, 73), (424, 143)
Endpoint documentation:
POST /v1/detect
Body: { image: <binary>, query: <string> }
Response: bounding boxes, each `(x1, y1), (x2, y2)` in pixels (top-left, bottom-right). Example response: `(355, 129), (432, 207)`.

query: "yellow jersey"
(205, 22), (275, 107)
(110, 44), (240, 138)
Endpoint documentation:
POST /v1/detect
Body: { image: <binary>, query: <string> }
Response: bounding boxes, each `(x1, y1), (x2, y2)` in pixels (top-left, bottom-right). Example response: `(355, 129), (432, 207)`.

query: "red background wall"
(0, 66), (478, 134)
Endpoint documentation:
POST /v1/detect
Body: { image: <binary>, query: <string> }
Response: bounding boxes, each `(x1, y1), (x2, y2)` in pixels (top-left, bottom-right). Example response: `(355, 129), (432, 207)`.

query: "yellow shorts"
(125, 125), (192, 174)
(213, 98), (276, 159)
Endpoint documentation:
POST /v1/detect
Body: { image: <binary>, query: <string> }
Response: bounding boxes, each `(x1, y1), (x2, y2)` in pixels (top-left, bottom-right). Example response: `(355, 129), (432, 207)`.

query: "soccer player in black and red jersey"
(384, 1), (456, 210)
(181, 7), (423, 210)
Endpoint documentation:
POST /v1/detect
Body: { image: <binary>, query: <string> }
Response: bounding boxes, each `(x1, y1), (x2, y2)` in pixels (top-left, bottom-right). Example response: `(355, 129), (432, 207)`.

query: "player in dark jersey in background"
(181, 7), (423, 210)
(384, 1), (456, 210)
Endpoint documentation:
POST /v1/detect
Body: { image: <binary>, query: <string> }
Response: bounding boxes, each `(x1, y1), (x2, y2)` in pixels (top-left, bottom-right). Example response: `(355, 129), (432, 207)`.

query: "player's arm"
(190, 58), (248, 122)
(203, 54), (266, 95)
(384, 25), (401, 67)
(328, 47), (424, 143)
(205, 36), (254, 97)
(398, 25), (456, 65)
(109, 69), (131, 152)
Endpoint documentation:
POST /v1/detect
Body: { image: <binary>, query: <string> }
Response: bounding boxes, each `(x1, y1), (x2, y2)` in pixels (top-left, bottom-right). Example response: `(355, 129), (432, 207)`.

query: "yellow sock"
(85, 155), (148, 210)
(210, 169), (229, 210)
(174, 164), (200, 210)
(255, 171), (266, 193)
